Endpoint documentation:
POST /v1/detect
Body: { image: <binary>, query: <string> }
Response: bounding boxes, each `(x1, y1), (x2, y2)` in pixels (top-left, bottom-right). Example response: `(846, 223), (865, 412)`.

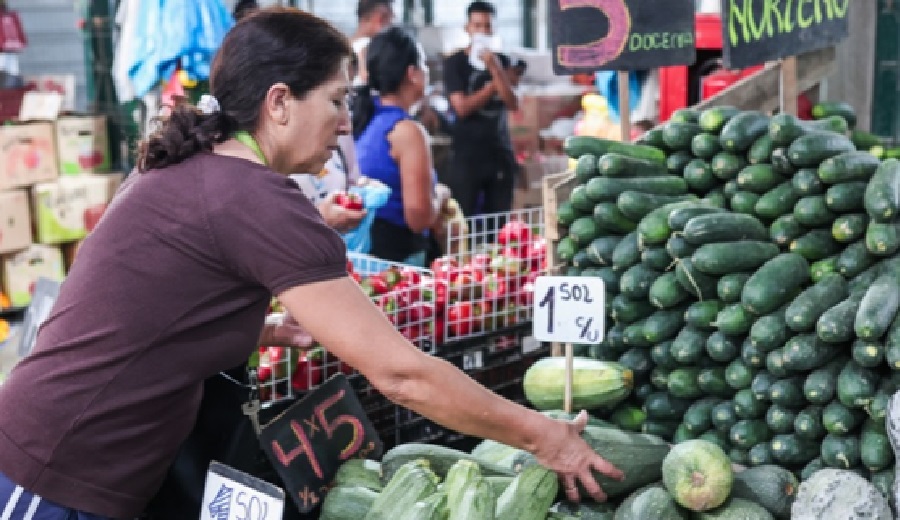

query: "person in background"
(0, 9), (621, 518)
(352, 27), (452, 266)
(232, 0), (259, 21)
(351, 0), (395, 85)
(442, 0), (519, 217)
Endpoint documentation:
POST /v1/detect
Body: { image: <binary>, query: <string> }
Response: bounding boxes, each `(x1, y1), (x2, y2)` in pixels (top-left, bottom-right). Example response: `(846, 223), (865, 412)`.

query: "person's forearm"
(453, 83), (497, 119)
(488, 65), (518, 111)
(386, 353), (558, 453)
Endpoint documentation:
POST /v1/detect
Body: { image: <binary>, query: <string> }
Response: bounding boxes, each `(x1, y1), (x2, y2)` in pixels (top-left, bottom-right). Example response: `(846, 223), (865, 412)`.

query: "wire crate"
(438, 208), (547, 344)
(394, 327), (550, 447)
(258, 253), (435, 408)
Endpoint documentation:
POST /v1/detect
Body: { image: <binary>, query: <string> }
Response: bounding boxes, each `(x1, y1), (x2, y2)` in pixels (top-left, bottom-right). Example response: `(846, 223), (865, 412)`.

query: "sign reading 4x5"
(549, 0), (696, 75)
(722, 0), (850, 69)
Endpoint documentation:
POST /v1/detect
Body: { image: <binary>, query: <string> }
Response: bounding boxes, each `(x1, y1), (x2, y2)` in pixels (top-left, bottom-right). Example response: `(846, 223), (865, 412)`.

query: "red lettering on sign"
(270, 420), (324, 479)
(315, 390), (365, 460)
(557, 0), (631, 68)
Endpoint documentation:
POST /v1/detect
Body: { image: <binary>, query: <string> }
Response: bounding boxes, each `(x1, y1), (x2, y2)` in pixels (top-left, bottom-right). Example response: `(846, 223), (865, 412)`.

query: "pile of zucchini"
(556, 102), (898, 496)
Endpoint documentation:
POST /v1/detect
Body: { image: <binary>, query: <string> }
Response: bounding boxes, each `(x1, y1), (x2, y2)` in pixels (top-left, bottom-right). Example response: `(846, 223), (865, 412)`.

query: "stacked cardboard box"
(0, 116), (121, 309)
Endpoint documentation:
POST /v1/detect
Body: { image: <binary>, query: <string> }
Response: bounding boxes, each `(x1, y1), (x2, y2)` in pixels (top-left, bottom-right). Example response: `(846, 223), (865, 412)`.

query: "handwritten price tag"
(258, 374), (382, 513)
(200, 462), (284, 520)
(532, 276), (606, 344)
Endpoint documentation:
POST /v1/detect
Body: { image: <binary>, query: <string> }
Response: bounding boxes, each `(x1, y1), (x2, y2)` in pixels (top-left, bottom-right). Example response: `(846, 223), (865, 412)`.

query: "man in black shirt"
(442, 1), (520, 217)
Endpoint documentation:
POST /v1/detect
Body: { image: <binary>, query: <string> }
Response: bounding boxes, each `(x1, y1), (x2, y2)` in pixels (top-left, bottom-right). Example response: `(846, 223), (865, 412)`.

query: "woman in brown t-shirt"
(0, 8), (621, 519)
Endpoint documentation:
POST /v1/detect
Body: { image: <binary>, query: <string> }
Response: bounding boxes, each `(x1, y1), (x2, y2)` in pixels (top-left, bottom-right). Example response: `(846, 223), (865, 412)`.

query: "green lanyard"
(234, 130), (267, 165)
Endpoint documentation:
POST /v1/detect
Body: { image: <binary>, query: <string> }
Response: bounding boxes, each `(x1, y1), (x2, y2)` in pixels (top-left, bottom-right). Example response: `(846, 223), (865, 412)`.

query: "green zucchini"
(741, 253), (810, 315)
(495, 465), (558, 520)
(818, 151), (880, 184)
(692, 241), (779, 276)
(597, 152), (668, 177)
(784, 272), (849, 332)
(825, 182), (868, 213)
(791, 167), (826, 196)
(563, 135), (666, 163)
(787, 131), (856, 168)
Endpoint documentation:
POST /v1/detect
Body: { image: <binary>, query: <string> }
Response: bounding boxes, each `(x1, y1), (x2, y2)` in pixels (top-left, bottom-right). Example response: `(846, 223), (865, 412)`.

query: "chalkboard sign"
(259, 374), (382, 513)
(550, 0), (696, 74)
(722, 0), (849, 69)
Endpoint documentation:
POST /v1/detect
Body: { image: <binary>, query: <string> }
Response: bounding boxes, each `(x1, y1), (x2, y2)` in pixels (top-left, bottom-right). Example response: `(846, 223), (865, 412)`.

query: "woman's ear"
(264, 82), (292, 125)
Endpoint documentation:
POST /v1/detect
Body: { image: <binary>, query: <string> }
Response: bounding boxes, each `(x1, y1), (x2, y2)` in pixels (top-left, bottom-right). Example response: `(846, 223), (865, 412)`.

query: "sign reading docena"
(549, 0), (696, 75)
(722, 0), (850, 69)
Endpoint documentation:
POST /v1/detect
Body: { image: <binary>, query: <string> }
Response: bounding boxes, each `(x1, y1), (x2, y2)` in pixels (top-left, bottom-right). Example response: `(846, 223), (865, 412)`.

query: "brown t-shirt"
(0, 154), (347, 518)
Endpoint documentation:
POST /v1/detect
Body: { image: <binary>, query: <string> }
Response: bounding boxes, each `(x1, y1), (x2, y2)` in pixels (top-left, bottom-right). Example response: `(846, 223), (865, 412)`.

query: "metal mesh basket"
(438, 208), (547, 344)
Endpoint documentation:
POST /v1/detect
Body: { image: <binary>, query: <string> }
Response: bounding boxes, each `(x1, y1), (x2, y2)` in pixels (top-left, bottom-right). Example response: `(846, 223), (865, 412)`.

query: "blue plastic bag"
(342, 183), (392, 254)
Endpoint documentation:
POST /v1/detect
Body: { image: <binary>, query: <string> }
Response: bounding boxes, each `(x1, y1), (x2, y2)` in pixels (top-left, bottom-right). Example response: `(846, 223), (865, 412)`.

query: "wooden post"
(563, 342), (574, 413)
(780, 56), (799, 116)
(618, 71), (631, 142)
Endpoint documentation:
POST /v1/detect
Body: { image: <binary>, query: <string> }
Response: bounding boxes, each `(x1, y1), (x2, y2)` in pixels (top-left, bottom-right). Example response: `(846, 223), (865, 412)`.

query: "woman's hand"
(317, 192), (367, 233)
(258, 312), (315, 349)
(533, 410), (625, 502)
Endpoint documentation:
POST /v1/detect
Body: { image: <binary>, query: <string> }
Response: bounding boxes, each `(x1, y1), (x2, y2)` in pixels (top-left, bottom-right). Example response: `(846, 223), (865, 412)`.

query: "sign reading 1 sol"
(532, 276), (606, 344)
(549, 0), (696, 74)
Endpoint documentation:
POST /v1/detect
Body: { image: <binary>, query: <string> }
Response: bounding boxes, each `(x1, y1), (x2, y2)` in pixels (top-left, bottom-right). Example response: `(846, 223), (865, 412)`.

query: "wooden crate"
(542, 169), (577, 276)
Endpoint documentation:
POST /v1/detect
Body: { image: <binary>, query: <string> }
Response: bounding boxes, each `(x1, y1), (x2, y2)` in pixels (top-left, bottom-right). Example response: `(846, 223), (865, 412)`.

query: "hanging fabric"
(0, 8), (27, 53)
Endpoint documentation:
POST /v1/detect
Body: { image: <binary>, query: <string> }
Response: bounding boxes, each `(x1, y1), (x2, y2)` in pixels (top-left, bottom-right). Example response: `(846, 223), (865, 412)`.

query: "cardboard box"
(0, 122), (58, 190)
(0, 189), (32, 255)
(512, 187), (543, 210)
(31, 173), (122, 245)
(1, 244), (65, 307)
(54, 115), (110, 175)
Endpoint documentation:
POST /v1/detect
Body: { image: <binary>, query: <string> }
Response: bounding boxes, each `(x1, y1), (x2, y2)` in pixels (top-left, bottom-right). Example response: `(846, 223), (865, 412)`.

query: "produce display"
(549, 103), (899, 507)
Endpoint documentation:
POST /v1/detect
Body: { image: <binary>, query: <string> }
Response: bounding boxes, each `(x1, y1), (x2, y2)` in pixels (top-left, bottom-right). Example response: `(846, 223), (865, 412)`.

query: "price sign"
(200, 462), (285, 520)
(532, 276), (605, 344)
(258, 374), (383, 513)
(721, 0), (849, 69)
(550, 0), (696, 74)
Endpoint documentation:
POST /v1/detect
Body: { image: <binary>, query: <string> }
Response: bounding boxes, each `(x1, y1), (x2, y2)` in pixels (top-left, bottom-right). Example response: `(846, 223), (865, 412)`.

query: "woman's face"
(285, 61), (352, 174)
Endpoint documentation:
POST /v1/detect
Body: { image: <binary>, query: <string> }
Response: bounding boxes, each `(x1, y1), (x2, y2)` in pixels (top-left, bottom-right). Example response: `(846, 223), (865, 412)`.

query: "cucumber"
(612, 231), (641, 270)
(684, 398), (723, 434)
(682, 213), (769, 245)
(837, 361), (880, 408)
(769, 112), (809, 146)
(592, 203), (637, 234)
(705, 189), (727, 209)
(782, 334), (842, 371)
(770, 147), (795, 177)
(563, 135), (666, 163)
(574, 153), (600, 183)
(706, 331), (741, 363)
(794, 195), (836, 227)
(790, 229), (841, 261)
(556, 237), (578, 262)
(691, 241), (779, 275)
(811, 100), (857, 128)
(768, 348), (788, 379)
(730, 419), (772, 449)
(585, 176), (689, 203)
(717, 273), (751, 304)
(712, 401), (740, 434)
(584, 236), (620, 265)
(674, 258), (719, 300)
(766, 404), (799, 434)
(667, 367), (703, 399)
(641, 247), (673, 271)
(852, 339), (885, 368)
(691, 133), (723, 159)
(769, 215), (806, 246)
(810, 256), (839, 282)
(730, 191), (762, 216)
(792, 167), (826, 196)
(737, 164), (783, 193)
(686, 300), (725, 330)
(784, 273), (849, 333)
(794, 405), (826, 440)
(821, 434), (861, 469)
(741, 337), (766, 369)
(698, 368), (734, 398)
(803, 358), (845, 405)
(711, 151), (748, 181)
(825, 182), (867, 213)
(741, 253), (810, 315)
(855, 273), (900, 340)
(585, 267), (620, 291)
(768, 376), (806, 408)
(635, 127), (668, 149)
(749, 307), (791, 352)
(817, 293), (864, 343)
(851, 129), (882, 150)
(787, 131), (856, 168)
(860, 419), (893, 472)
(723, 180), (739, 198)
(643, 391), (693, 421)
(619, 264), (663, 300)
(832, 213), (868, 243)
(569, 216), (600, 246)
(727, 361), (759, 392)
(748, 134), (775, 165)
(700, 105), (740, 133)
(666, 234), (696, 260)
(670, 326), (711, 364)
(556, 201), (584, 227)
(818, 151), (880, 184)
(569, 185), (595, 213)
(663, 121), (703, 151)
(571, 249), (596, 270)
(597, 152), (668, 177)
(648, 272), (689, 309)
(668, 206), (725, 232)
(644, 307), (687, 343)
(610, 294), (656, 324)
(836, 239), (878, 278)
(637, 201), (701, 247)
(683, 159), (718, 192)
(651, 340), (679, 370)
(720, 111), (770, 153)
(666, 150), (694, 176)
(716, 303), (754, 335)
(755, 181), (799, 220)
(771, 434), (820, 466)
(617, 191), (696, 221)
(866, 222), (900, 256)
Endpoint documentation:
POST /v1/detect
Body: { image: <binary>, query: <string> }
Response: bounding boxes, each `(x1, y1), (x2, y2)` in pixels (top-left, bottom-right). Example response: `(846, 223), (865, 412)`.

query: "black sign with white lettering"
(259, 374), (382, 513)
(550, 0), (696, 74)
(722, 0), (849, 69)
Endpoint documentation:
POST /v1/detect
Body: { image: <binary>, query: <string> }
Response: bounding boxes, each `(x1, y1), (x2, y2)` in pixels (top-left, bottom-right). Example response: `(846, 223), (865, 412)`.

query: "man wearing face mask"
(442, 1), (519, 217)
